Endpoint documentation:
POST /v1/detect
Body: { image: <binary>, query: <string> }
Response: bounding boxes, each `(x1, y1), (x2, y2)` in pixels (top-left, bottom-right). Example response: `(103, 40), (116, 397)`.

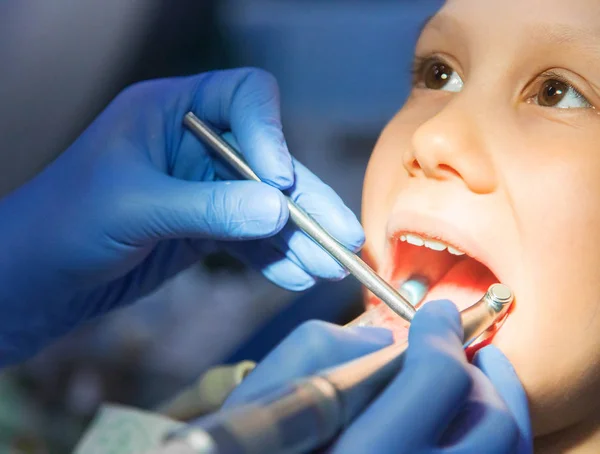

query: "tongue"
(422, 258), (502, 359)
(419, 257), (497, 311)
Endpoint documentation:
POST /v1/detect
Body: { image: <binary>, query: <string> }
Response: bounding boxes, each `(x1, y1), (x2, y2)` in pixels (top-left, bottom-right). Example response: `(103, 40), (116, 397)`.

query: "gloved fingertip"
(473, 345), (517, 378)
(272, 190), (290, 233)
(329, 206), (365, 252)
(474, 344), (507, 363)
(346, 326), (394, 346)
(418, 299), (460, 319)
(413, 299), (462, 338)
(263, 263), (316, 292)
(332, 268), (350, 281)
(340, 215), (366, 253)
(263, 172), (294, 191)
(290, 276), (317, 292)
(244, 183), (289, 236)
(262, 144), (294, 190)
(350, 229), (366, 252)
(239, 184), (289, 236)
(221, 130), (294, 190)
(314, 262), (348, 282)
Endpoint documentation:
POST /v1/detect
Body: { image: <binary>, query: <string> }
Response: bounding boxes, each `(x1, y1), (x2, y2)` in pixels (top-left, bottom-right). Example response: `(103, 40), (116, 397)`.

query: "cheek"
(493, 140), (600, 435)
(362, 121), (415, 271)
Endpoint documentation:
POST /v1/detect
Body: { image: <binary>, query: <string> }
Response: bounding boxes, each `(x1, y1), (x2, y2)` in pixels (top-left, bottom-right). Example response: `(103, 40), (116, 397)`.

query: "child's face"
(362, 0), (600, 438)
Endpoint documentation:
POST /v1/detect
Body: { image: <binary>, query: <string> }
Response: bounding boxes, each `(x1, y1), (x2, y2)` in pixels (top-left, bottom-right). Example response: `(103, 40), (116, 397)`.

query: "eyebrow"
(418, 13), (600, 71)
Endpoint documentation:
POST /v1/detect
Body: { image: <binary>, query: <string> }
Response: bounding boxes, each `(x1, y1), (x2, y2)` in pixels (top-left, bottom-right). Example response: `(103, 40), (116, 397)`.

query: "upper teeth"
(400, 233), (466, 256)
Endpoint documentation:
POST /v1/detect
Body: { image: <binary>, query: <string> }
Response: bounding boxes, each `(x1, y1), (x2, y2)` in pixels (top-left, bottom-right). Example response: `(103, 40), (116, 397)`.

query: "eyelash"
(410, 55), (435, 88)
(410, 55), (457, 88)
(530, 71), (591, 107)
(410, 55), (593, 108)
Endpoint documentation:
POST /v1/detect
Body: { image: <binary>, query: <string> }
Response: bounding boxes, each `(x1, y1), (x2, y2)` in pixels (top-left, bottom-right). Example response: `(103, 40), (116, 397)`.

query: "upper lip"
(385, 210), (500, 282)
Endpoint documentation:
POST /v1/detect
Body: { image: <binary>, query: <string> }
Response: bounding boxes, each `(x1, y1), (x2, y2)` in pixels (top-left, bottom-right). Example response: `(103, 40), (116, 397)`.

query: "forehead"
(420, 0), (600, 71)
(438, 0), (600, 34)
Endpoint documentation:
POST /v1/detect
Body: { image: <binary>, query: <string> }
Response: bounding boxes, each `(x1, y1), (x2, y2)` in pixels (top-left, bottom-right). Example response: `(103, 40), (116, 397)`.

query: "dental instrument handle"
(183, 112), (416, 322)
(158, 284), (513, 454)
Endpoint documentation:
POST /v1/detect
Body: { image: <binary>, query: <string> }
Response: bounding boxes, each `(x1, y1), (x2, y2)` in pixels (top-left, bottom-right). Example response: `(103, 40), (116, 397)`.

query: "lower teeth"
(398, 276), (430, 307)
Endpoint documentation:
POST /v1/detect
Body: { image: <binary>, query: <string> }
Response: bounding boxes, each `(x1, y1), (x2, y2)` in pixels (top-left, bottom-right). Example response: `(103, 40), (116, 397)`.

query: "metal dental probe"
(156, 283), (513, 454)
(183, 112), (416, 322)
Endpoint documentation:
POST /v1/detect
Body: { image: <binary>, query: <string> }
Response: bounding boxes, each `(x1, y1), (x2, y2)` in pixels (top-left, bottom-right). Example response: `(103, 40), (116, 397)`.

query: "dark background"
(0, 1), (441, 451)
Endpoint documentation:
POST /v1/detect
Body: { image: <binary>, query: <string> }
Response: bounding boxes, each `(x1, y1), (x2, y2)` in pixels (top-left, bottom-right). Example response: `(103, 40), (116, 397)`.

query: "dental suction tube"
(157, 284), (513, 454)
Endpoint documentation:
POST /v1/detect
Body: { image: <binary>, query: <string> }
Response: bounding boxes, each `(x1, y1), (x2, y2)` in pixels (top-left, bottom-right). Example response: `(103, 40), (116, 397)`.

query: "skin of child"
(361, 0), (600, 451)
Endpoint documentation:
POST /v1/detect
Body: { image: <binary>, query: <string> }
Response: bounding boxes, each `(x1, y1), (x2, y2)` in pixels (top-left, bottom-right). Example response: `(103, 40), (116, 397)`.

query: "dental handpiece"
(157, 284), (513, 454)
(183, 113), (416, 323)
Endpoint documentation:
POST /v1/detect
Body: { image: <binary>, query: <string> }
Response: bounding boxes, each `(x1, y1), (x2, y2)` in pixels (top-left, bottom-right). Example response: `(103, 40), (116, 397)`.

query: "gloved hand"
(0, 68), (364, 365)
(226, 301), (533, 454)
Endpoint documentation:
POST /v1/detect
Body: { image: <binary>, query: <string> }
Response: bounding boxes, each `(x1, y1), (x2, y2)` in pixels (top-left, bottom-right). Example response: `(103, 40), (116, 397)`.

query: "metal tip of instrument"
(460, 283), (514, 348)
(484, 283), (514, 312)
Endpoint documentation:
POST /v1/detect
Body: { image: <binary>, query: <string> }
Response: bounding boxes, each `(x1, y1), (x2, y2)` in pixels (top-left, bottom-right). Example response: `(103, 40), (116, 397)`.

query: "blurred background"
(0, 0), (442, 451)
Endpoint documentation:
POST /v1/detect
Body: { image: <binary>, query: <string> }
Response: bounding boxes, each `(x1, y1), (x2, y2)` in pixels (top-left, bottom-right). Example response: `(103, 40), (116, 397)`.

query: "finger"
(473, 346), (533, 453)
(119, 173), (289, 243)
(190, 68), (294, 188)
(224, 321), (393, 407)
(441, 367), (520, 454)
(218, 133), (328, 280)
(225, 241), (316, 292)
(169, 129), (218, 182)
(170, 117), (247, 183)
(212, 136), (364, 282)
(331, 301), (471, 453)
(269, 160), (365, 280)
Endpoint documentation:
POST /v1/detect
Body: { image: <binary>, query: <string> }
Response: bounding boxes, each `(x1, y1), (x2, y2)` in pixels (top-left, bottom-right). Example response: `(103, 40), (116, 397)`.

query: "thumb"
(121, 174), (289, 243)
(473, 345), (533, 453)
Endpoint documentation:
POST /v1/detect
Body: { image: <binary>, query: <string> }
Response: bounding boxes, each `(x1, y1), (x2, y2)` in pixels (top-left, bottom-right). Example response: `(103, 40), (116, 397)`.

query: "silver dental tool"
(157, 283), (513, 454)
(183, 112), (416, 323)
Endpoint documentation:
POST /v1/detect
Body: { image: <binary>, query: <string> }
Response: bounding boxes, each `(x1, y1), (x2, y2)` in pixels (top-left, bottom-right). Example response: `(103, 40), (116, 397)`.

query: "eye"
(534, 78), (592, 109)
(413, 57), (464, 93)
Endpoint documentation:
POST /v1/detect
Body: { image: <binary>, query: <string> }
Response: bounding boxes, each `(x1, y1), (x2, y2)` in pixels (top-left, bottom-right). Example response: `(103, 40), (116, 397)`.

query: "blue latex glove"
(226, 301), (533, 454)
(0, 68), (364, 365)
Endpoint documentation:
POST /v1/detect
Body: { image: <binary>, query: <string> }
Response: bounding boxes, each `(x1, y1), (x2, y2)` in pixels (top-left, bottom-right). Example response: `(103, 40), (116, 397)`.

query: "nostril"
(410, 159), (421, 171)
(404, 151), (422, 174)
(437, 164), (461, 179)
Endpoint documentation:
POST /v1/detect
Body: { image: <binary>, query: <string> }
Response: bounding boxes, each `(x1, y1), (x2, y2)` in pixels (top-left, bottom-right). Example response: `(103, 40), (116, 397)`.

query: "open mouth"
(382, 230), (498, 310)
(357, 222), (504, 353)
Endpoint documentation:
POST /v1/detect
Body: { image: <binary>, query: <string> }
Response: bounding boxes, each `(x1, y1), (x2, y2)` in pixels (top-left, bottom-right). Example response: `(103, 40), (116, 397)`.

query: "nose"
(404, 98), (497, 194)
